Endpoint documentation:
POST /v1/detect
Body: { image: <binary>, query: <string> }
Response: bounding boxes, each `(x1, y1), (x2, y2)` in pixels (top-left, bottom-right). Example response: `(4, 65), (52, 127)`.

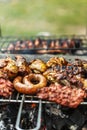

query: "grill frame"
(0, 35), (87, 55)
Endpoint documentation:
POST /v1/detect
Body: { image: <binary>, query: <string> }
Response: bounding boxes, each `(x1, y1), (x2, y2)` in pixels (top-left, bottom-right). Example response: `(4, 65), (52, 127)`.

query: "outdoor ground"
(0, 0), (87, 36)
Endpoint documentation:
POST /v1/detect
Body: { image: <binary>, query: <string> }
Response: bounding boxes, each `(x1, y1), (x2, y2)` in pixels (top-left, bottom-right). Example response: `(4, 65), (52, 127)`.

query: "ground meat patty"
(0, 78), (14, 97)
(37, 84), (86, 108)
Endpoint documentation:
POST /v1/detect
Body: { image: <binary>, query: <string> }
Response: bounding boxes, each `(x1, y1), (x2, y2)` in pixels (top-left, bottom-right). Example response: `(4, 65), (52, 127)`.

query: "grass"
(0, 0), (87, 36)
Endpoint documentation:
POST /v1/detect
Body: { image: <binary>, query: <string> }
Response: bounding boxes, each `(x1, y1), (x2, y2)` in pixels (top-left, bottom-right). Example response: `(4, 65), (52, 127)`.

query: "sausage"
(13, 74), (47, 94)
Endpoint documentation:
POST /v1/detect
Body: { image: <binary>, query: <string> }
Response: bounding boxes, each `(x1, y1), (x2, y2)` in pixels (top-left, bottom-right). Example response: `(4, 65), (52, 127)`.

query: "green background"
(0, 0), (87, 36)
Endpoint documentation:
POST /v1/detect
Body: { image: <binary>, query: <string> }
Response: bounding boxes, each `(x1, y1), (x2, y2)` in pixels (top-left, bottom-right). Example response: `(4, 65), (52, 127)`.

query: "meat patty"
(37, 84), (86, 108)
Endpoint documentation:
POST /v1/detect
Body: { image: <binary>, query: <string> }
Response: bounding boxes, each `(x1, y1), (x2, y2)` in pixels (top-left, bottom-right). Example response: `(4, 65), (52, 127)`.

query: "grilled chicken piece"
(82, 60), (87, 71)
(29, 59), (47, 73)
(0, 57), (18, 78)
(15, 55), (31, 75)
(46, 57), (68, 67)
(43, 67), (57, 83)
(7, 43), (14, 50)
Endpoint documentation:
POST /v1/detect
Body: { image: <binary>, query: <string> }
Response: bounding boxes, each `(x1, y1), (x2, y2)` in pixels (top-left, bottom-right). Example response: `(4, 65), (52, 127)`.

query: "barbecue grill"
(0, 34), (87, 130)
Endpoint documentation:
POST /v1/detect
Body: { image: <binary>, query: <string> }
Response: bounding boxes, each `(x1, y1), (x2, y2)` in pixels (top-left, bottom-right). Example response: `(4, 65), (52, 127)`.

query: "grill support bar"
(15, 95), (42, 130)
(15, 94), (25, 130)
(0, 95), (87, 104)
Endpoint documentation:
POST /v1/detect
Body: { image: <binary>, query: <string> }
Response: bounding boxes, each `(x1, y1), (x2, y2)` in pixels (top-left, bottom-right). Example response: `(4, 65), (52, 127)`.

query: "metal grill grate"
(0, 35), (87, 55)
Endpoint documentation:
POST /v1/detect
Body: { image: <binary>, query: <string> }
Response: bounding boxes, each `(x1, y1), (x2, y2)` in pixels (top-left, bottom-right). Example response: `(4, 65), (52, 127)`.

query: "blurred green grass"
(0, 0), (87, 36)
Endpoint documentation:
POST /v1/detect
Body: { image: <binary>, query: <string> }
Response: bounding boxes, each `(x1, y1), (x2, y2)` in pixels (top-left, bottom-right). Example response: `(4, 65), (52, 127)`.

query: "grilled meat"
(46, 57), (68, 67)
(29, 59), (47, 73)
(37, 84), (86, 108)
(0, 78), (14, 97)
(13, 74), (47, 94)
(6, 37), (82, 54)
(15, 55), (31, 75)
(0, 57), (18, 79)
(3, 57), (18, 79)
